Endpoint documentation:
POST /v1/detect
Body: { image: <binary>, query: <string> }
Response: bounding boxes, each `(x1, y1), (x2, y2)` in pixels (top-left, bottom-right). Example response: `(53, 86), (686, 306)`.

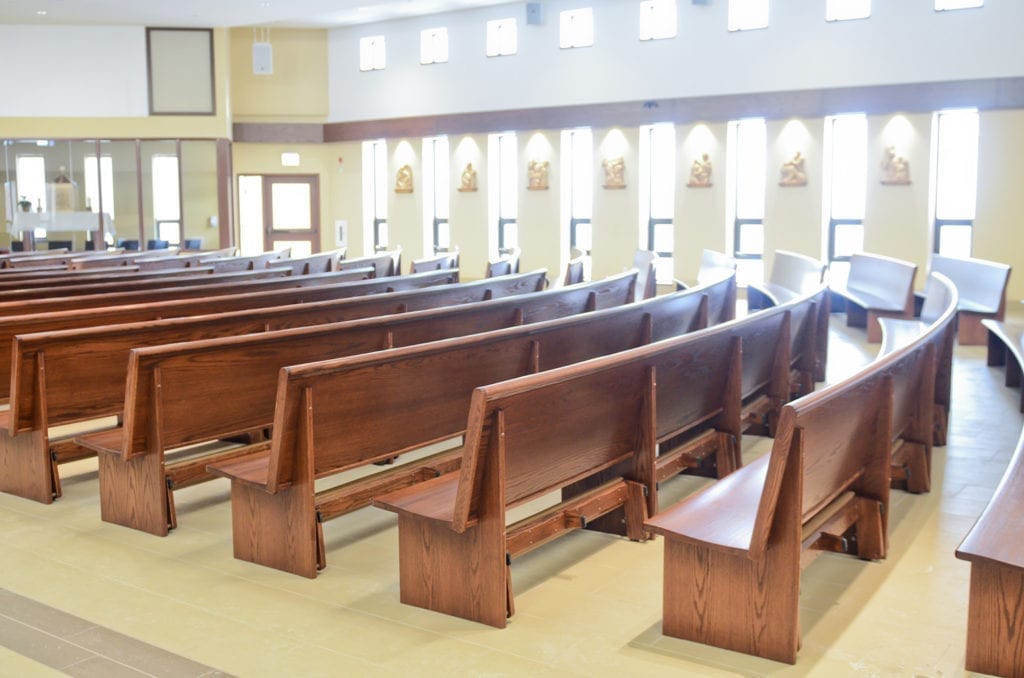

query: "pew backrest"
(410, 250), (459, 274)
(769, 250), (826, 294)
(206, 249), (291, 273)
(266, 249), (345, 276)
(696, 249), (737, 286)
(929, 254), (1010, 316)
(842, 252), (917, 314)
(339, 248), (402, 278)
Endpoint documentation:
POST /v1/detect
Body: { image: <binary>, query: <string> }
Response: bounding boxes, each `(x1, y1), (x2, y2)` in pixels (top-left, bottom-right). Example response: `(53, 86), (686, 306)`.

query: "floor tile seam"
(60, 652), (158, 677)
(0, 614), (105, 672)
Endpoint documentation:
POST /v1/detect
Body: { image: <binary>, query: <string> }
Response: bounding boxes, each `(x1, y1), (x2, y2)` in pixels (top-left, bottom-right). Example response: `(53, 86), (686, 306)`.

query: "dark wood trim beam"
(232, 123), (325, 143)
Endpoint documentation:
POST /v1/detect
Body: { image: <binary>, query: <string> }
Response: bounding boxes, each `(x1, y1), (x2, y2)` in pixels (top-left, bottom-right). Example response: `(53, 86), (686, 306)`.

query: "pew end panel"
(377, 361), (658, 628)
(645, 373), (894, 663)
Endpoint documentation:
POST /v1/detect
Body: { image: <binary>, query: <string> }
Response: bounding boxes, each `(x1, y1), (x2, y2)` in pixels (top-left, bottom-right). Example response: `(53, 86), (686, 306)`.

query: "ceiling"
(0, 0), (515, 28)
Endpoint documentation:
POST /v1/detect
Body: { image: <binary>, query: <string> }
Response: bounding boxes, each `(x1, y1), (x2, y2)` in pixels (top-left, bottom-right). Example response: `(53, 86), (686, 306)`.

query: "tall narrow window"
(420, 27), (449, 64)
(639, 123), (675, 283)
(486, 18), (517, 56)
(729, 0), (769, 31)
(151, 155), (181, 245)
(933, 109), (979, 256)
(362, 139), (388, 252)
(935, 0), (982, 10)
(639, 0), (677, 40)
(15, 155), (46, 240)
(359, 35), (386, 71)
(488, 132), (518, 256)
(15, 155), (46, 214)
(423, 136), (451, 254)
(559, 8), (594, 48)
(728, 118), (766, 286)
(84, 155), (115, 219)
(823, 113), (867, 286)
(826, 0), (870, 21)
(562, 128), (593, 281)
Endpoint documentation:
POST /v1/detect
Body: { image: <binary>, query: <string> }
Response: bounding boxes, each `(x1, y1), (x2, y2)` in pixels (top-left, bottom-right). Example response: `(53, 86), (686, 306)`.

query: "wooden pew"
(632, 249), (658, 302)
(0, 271), (600, 506)
(204, 249), (291, 273)
(69, 249), (179, 270)
(955, 427), (1024, 677)
(5, 250), (122, 269)
(642, 274), (957, 664)
(830, 252), (917, 343)
(0, 266), (215, 291)
(371, 290), (816, 624)
(983, 319), (1024, 415)
(133, 253), (214, 271)
(410, 249), (459, 279)
(747, 250), (826, 311)
(0, 267), (380, 318)
(0, 268), (291, 303)
(265, 249), (345, 275)
(926, 253), (1010, 345)
(0, 269), (463, 405)
(675, 250), (738, 325)
(485, 247), (520, 278)
(210, 287), (709, 577)
(339, 248), (402, 278)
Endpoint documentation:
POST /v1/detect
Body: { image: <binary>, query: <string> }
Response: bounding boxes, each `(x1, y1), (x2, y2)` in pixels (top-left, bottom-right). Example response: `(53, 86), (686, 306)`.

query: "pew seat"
(747, 250), (826, 311)
(982, 319), (1024, 412)
(923, 254), (1010, 345)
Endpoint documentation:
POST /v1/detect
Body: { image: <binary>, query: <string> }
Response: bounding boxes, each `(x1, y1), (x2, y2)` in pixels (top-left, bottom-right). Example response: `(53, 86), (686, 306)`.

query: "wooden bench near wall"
(747, 250), (827, 311)
(0, 270), (548, 504)
(830, 252), (917, 343)
(643, 274), (957, 664)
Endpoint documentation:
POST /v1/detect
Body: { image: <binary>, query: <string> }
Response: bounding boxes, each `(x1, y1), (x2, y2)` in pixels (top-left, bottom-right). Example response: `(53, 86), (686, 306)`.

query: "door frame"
(261, 174), (320, 255)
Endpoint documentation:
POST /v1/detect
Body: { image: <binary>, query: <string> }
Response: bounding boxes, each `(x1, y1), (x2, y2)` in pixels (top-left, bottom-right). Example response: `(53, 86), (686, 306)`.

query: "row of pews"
(0, 243), (1005, 670)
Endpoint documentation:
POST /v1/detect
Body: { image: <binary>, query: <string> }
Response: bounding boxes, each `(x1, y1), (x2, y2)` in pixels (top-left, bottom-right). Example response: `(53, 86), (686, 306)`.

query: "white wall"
(328, 1), (1024, 123)
(0, 26), (149, 117)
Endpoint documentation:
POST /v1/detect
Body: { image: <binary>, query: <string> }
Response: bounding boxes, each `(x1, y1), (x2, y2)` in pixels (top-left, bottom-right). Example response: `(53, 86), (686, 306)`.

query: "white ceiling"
(0, 0), (515, 28)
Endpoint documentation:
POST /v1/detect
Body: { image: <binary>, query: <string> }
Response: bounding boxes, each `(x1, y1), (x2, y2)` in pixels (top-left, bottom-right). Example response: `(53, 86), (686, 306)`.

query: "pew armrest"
(374, 471), (466, 527)
(645, 454), (769, 558)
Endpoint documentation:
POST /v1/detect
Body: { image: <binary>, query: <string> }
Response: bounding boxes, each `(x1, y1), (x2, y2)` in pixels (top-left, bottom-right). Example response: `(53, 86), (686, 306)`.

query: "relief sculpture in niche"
(527, 160), (549, 190)
(602, 157), (626, 189)
(458, 163), (478, 192)
(881, 146), (911, 185)
(395, 164), (414, 193)
(687, 153), (712, 188)
(779, 152), (807, 187)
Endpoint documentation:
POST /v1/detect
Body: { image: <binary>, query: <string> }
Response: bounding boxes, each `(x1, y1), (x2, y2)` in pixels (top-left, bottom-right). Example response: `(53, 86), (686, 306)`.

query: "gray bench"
(747, 250), (826, 311)
(830, 252), (917, 342)
(924, 254), (1010, 345)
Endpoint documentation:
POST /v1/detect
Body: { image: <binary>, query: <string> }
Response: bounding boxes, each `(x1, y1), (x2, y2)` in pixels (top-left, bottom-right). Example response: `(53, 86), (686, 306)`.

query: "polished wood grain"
(212, 285), (705, 574)
(338, 249), (402, 278)
(644, 274), (958, 664)
(957, 423), (1024, 676)
(928, 253), (1010, 345)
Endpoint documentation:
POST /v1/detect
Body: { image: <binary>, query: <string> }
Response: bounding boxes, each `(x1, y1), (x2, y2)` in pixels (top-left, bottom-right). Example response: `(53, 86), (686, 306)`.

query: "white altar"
(7, 211), (115, 238)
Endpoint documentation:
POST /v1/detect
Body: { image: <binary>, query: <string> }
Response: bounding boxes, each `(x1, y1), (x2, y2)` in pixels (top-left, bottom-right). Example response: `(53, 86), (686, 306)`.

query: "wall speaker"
(692, 0), (711, 4)
(526, 2), (543, 25)
(252, 42), (273, 75)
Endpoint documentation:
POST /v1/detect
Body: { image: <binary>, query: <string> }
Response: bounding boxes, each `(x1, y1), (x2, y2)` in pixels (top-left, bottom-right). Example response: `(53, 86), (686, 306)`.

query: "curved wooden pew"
(211, 286), (713, 577)
(0, 267), (296, 302)
(370, 283), (821, 624)
(0, 266), (215, 290)
(830, 252), (917, 343)
(0, 270), (547, 504)
(926, 253), (1010, 345)
(642, 273), (958, 664)
(982, 318), (1024, 413)
(955, 427), (1024, 677)
(747, 250), (827, 311)
(0, 268), (464, 399)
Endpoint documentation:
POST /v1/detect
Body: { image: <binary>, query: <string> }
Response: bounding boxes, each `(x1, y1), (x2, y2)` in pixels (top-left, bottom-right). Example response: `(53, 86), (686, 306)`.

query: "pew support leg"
(395, 515), (508, 628)
(660, 538), (800, 664)
(97, 451), (171, 536)
(227, 481), (318, 578)
(963, 561), (1024, 677)
(0, 429), (54, 504)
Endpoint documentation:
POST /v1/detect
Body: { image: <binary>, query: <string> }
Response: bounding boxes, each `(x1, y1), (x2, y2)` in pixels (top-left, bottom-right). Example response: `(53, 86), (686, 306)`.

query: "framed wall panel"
(147, 27), (215, 115)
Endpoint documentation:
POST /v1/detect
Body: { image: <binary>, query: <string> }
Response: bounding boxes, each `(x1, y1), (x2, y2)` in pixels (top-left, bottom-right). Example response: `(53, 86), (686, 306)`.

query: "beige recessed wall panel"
(591, 127), (640, 281)
(449, 135), (489, 279)
(864, 113), (932, 287)
(676, 122), (727, 283)
(975, 109), (1024, 301)
(764, 118), (825, 275)
(230, 28), (329, 123)
(388, 139), (423, 261)
(519, 131), (561, 278)
(148, 28), (215, 115)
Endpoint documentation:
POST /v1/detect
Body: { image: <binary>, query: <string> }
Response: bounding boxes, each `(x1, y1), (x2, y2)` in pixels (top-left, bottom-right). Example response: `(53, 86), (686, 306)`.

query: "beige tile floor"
(0, 316), (1019, 677)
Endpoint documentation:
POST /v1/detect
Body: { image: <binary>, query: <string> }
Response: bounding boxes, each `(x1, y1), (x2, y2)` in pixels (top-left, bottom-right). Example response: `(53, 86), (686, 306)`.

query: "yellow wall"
(976, 109), (1024, 300)
(449, 135), (489, 279)
(229, 28), (329, 123)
